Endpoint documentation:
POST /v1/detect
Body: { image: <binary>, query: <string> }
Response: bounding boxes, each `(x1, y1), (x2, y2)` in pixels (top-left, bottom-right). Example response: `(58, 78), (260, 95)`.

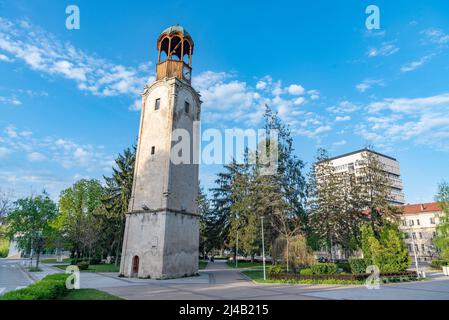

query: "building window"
(430, 217), (435, 224)
(419, 232), (422, 239)
(409, 220), (414, 227)
(417, 219), (420, 226)
(402, 220), (407, 227)
(151, 146), (155, 155)
(412, 232), (416, 239)
(155, 98), (160, 110)
(407, 244), (412, 252)
(184, 101), (190, 113)
(421, 244), (425, 251)
(433, 231), (437, 238)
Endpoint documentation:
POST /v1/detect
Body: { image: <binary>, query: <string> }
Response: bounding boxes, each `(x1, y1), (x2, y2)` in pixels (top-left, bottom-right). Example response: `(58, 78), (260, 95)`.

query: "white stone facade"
(399, 203), (441, 262)
(120, 77), (201, 279)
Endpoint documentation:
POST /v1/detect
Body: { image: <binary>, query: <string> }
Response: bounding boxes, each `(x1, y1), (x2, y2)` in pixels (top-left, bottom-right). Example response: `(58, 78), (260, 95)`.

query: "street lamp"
(235, 231), (238, 268)
(409, 228), (420, 278)
(261, 216), (266, 281)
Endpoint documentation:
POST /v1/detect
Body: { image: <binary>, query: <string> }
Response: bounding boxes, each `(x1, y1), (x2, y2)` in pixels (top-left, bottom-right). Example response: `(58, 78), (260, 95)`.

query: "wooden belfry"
(156, 25), (194, 83)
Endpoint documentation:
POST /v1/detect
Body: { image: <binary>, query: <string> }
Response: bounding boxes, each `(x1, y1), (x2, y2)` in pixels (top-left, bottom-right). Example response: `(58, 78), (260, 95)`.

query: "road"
(0, 259), (33, 294)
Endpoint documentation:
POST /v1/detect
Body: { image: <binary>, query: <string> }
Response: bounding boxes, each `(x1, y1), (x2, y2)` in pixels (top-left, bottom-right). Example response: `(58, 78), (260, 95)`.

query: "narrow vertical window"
(151, 146), (155, 155)
(184, 101), (190, 113)
(155, 98), (160, 110)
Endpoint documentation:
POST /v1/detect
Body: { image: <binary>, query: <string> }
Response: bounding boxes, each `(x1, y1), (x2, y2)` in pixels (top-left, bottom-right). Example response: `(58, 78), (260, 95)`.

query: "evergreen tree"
(101, 146), (136, 265)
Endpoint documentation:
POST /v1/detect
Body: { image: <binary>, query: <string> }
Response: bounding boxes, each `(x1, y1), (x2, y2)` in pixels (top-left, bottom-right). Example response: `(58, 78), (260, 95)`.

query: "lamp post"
(261, 216), (266, 281)
(235, 231), (238, 268)
(410, 230), (420, 278)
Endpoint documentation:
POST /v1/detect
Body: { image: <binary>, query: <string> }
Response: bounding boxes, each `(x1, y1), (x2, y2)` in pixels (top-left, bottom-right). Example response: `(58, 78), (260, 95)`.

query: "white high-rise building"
(325, 148), (405, 205)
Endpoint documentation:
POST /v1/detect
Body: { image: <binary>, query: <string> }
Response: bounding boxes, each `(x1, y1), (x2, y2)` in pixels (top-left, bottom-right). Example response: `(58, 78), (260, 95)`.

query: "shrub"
(77, 261), (89, 270)
(430, 260), (448, 269)
(267, 265), (282, 274)
(349, 258), (368, 274)
(0, 273), (69, 300)
(336, 262), (351, 273)
(311, 263), (337, 275)
(300, 268), (314, 275)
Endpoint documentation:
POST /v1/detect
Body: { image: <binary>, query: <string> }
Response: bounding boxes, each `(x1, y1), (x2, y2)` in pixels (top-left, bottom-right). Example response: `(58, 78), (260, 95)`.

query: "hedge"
(269, 271), (417, 282)
(349, 258), (369, 274)
(0, 273), (69, 300)
(310, 263), (337, 275)
(430, 260), (448, 269)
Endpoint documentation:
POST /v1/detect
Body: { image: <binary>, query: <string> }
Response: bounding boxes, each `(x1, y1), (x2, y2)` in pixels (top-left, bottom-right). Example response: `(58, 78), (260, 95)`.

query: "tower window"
(155, 98), (160, 110)
(151, 146), (155, 155)
(184, 101), (190, 113)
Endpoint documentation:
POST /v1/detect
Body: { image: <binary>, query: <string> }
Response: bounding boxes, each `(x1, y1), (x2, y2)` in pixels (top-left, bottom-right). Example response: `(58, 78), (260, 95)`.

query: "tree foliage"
(434, 182), (449, 259)
(7, 192), (57, 268)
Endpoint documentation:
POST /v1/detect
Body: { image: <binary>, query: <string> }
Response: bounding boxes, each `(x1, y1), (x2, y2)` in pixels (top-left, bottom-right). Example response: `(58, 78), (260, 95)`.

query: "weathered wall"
(120, 77), (201, 279)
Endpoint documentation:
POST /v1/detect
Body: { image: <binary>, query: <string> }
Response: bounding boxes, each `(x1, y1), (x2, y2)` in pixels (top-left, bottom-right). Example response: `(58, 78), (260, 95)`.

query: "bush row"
(269, 271), (417, 282)
(430, 260), (449, 269)
(0, 273), (69, 300)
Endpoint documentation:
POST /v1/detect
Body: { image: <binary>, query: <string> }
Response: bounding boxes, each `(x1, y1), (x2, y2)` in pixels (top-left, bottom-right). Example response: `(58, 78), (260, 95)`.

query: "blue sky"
(0, 0), (448, 203)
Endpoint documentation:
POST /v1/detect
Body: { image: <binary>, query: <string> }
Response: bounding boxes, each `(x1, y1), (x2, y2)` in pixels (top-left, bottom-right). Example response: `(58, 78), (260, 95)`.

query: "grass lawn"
(199, 260), (208, 270)
(242, 270), (365, 285)
(227, 261), (265, 269)
(42, 258), (72, 264)
(55, 263), (120, 273)
(59, 289), (123, 300)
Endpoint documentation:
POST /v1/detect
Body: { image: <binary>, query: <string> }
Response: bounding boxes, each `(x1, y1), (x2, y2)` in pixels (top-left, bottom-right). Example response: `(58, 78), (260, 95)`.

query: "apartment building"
(400, 202), (442, 262)
(323, 148), (405, 205)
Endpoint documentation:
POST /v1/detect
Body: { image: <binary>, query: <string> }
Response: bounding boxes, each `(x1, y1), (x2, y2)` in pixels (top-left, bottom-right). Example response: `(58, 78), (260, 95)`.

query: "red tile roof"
(401, 202), (441, 215)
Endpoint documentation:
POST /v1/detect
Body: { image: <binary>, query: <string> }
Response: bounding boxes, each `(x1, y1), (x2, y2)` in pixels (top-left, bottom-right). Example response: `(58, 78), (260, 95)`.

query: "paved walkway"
(3, 259), (449, 299)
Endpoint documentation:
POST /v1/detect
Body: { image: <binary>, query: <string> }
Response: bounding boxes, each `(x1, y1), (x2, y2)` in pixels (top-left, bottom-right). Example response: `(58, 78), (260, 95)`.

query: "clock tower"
(120, 25), (201, 279)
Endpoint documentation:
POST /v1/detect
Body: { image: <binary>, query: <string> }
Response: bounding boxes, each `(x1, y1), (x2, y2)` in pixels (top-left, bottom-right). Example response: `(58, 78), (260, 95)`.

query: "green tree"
(198, 184), (215, 256)
(101, 146), (135, 265)
(434, 182), (449, 259)
(7, 192), (57, 268)
(209, 159), (242, 253)
(357, 150), (401, 237)
(361, 222), (410, 272)
(55, 179), (105, 259)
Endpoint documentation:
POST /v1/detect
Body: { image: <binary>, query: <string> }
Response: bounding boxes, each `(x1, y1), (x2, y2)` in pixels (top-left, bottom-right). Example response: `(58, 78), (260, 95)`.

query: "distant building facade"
(324, 148), (405, 205)
(399, 202), (441, 262)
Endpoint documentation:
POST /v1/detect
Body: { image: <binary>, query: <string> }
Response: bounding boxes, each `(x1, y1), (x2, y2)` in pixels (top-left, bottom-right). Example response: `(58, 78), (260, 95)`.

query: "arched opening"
(159, 37), (170, 62)
(182, 40), (191, 64)
(169, 36), (182, 60)
(132, 255), (139, 277)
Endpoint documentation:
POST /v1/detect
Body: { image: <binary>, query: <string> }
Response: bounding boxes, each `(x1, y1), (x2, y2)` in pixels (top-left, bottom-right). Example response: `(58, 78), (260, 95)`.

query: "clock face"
(183, 66), (191, 80)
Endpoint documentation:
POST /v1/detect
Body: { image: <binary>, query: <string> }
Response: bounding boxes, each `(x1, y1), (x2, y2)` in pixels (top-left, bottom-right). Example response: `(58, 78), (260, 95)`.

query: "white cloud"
(0, 125), (115, 172)
(27, 152), (46, 162)
(0, 96), (22, 106)
(327, 101), (360, 114)
(333, 140), (347, 146)
(0, 53), (12, 62)
(0, 17), (150, 102)
(356, 79), (384, 92)
(287, 84), (305, 95)
(421, 28), (449, 45)
(335, 115), (351, 122)
(359, 93), (449, 151)
(401, 54), (435, 73)
(367, 42), (399, 57)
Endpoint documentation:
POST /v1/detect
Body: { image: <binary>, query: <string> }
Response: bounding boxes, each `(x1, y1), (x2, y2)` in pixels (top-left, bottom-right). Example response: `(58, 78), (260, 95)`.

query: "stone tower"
(120, 25), (201, 279)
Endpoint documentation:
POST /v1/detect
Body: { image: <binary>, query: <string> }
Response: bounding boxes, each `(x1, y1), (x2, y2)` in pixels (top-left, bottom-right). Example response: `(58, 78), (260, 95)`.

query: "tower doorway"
(132, 255), (139, 277)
